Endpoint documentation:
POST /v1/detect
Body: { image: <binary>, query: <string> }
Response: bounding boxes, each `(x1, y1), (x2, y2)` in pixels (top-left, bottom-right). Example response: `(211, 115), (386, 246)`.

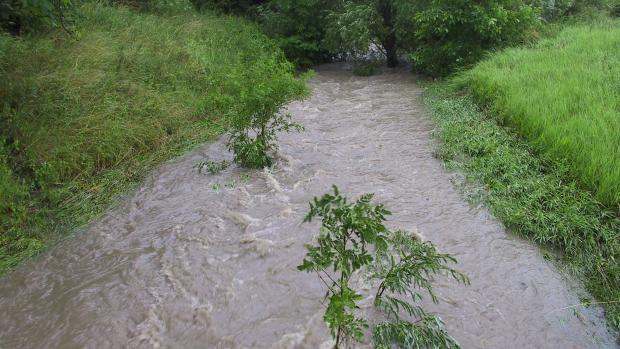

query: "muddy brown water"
(0, 65), (617, 349)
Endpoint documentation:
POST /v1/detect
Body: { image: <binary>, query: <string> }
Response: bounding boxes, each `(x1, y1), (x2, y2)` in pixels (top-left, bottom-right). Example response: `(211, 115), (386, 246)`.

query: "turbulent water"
(0, 65), (617, 349)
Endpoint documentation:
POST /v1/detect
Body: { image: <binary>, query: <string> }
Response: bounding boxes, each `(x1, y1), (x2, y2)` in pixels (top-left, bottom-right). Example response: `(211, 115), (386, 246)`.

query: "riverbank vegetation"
(0, 2), (305, 272)
(461, 21), (620, 208)
(423, 82), (620, 328)
(196, 0), (540, 75)
(3, 0), (620, 339)
(423, 2), (620, 328)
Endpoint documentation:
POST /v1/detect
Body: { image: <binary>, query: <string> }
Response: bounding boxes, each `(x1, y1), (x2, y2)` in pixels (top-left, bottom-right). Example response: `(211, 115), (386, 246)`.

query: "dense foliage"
(188, 0), (263, 13)
(3, 0), (614, 75)
(181, 0), (541, 74)
(261, 0), (539, 75)
(529, 0), (618, 20)
(258, 0), (337, 67)
(0, 3), (304, 272)
(411, 0), (539, 76)
(299, 186), (467, 348)
(322, 0), (405, 68)
(0, 0), (77, 34)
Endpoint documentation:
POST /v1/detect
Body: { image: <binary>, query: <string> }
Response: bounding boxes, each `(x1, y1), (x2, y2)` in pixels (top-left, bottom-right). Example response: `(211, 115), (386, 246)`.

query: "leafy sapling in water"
(208, 51), (310, 169)
(371, 231), (467, 348)
(299, 186), (468, 348)
(299, 186), (389, 346)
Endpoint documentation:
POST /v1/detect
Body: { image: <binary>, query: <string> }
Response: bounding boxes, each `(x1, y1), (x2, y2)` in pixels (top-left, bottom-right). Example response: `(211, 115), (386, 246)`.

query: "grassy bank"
(0, 3), (305, 273)
(430, 20), (620, 327)
(458, 20), (620, 208)
(423, 82), (620, 328)
(440, 19), (620, 326)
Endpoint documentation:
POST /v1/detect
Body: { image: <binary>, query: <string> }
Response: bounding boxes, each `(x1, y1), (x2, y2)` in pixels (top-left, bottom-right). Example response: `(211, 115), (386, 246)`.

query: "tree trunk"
(378, 0), (398, 68)
(383, 33), (398, 68)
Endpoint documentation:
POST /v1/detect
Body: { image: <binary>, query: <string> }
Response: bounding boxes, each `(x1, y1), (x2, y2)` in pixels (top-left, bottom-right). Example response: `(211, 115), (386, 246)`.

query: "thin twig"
(315, 270), (338, 296)
(322, 269), (339, 286)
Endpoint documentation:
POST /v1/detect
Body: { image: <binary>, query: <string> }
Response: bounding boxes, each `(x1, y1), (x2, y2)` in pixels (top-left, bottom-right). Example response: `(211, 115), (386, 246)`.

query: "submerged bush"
(299, 186), (467, 348)
(196, 159), (230, 175)
(352, 59), (382, 76)
(204, 36), (308, 168)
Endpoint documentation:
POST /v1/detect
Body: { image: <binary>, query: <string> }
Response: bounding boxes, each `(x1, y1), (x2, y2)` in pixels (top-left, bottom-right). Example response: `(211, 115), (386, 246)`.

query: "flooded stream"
(0, 65), (617, 348)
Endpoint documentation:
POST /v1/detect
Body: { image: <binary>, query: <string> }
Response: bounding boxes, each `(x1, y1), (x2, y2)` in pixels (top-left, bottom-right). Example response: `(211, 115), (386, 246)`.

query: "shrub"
(299, 186), (467, 348)
(0, 0), (77, 34)
(204, 36), (309, 168)
(529, 0), (618, 20)
(258, 0), (336, 67)
(189, 0), (264, 14)
(411, 0), (539, 76)
(352, 58), (382, 76)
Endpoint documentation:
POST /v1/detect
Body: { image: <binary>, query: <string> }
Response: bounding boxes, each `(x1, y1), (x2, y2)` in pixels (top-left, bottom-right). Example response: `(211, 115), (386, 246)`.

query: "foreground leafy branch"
(299, 186), (468, 348)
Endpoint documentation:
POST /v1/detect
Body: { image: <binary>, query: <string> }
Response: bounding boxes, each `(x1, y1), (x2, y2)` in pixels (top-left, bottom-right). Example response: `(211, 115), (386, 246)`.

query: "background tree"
(258, 0), (337, 67)
(324, 0), (406, 68)
(324, 0), (538, 73)
(411, 0), (539, 76)
(181, 0), (544, 75)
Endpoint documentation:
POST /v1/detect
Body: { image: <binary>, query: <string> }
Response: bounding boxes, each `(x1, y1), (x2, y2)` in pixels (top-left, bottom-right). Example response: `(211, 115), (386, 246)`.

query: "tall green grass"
(423, 82), (620, 329)
(460, 20), (620, 208)
(0, 3), (306, 272)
